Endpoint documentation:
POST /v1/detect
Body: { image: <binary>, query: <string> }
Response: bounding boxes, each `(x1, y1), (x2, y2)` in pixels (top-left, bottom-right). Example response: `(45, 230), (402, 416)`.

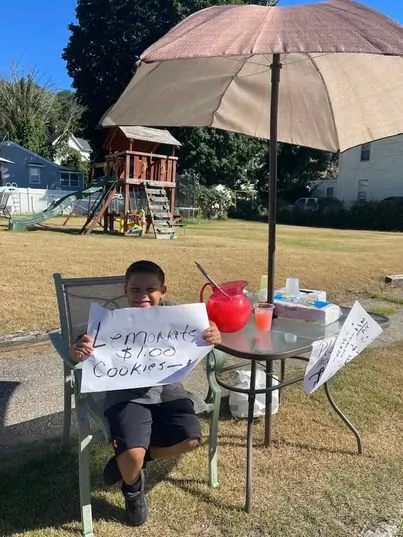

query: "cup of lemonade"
(253, 302), (275, 331)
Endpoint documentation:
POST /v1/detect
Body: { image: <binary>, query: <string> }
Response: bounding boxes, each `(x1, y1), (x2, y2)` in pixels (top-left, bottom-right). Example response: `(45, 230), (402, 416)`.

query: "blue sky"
(0, 0), (401, 90)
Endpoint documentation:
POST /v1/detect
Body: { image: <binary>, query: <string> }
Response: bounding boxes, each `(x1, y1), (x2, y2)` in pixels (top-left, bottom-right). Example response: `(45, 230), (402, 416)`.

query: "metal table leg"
(264, 360), (274, 447)
(246, 358), (257, 512)
(324, 382), (363, 454)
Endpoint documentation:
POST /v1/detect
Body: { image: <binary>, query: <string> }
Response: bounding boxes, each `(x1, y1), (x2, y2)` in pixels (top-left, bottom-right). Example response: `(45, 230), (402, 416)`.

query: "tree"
(63, 0), (279, 161)
(52, 90), (84, 137)
(60, 146), (90, 182)
(173, 127), (267, 187)
(64, 0), (338, 198)
(255, 144), (338, 204)
(0, 67), (55, 158)
(51, 90), (85, 159)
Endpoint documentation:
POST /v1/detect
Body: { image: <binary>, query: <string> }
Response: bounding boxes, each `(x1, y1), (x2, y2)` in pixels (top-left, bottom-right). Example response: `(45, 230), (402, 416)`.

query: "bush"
(232, 200), (403, 231)
(196, 184), (235, 219)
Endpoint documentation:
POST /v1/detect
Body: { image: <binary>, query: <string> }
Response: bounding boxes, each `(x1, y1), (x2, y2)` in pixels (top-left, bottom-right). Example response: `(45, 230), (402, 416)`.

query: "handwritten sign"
(304, 301), (383, 394)
(81, 303), (213, 393)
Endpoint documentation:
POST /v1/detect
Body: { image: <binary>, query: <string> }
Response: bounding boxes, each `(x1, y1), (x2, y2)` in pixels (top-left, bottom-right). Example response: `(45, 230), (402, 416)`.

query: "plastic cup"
(253, 302), (275, 331)
(285, 277), (300, 299)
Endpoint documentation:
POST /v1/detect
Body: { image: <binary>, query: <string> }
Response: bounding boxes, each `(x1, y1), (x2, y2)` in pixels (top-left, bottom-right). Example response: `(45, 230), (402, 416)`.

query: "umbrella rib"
(212, 55), (251, 126)
(308, 54), (340, 151)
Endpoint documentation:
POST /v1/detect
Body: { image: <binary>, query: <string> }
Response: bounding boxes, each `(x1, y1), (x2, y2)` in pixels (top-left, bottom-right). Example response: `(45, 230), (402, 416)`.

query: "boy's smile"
(124, 273), (166, 308)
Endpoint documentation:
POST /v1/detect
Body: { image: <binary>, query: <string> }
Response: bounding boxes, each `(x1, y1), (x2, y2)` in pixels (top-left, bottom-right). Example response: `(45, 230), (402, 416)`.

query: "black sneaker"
(103, 457), (122, 486)
(122, 470), (148, 526)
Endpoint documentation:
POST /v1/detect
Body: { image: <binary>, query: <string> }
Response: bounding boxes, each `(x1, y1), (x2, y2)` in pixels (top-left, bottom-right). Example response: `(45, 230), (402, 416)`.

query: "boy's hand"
(69, 334), (94, 363)
(203, 321), (221, 345)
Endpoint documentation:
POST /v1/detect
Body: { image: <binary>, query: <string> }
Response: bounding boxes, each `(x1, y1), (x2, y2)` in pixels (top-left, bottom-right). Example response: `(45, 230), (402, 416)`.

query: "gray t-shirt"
(103, 299), (189, 411)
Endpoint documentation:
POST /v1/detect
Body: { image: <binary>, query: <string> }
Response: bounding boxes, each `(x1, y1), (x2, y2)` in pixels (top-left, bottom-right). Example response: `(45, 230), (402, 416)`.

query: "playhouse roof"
(118, 126), (181, 147)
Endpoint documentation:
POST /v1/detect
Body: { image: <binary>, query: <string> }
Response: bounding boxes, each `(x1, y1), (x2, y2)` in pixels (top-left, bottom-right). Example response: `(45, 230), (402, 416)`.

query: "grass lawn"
(1, 342), (402, 537)
(1, 217), (403, 334)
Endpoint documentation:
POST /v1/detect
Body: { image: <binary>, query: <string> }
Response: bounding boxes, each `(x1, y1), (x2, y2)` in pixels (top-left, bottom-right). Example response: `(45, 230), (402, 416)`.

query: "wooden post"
(171, 159), (177, 214)
(103, 185), (109, 232)
(124, 182), (129, 233)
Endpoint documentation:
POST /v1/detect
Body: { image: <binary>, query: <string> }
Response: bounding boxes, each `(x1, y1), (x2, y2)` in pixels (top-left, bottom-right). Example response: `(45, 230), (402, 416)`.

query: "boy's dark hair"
(125, 260), (165, 285)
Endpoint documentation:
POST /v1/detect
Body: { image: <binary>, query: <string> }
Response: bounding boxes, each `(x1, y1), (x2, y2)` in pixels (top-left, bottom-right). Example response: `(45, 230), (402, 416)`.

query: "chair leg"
(76, 403), (94, 537)
(60, 362), (73, 452)
(206, 350), (224, 488)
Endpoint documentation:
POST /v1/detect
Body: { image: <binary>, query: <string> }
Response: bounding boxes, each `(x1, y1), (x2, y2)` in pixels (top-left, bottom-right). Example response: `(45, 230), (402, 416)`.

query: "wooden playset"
(80, 126), (181, 239)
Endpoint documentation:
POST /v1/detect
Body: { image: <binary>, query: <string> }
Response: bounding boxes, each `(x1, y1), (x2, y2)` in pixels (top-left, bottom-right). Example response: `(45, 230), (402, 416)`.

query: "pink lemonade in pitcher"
(199, 280), (251, 332)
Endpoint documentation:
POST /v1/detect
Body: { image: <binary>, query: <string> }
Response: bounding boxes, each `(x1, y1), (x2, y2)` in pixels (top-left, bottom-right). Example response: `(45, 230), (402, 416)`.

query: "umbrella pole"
(267, 53), (281, 305)
(265, 53), (282, 449)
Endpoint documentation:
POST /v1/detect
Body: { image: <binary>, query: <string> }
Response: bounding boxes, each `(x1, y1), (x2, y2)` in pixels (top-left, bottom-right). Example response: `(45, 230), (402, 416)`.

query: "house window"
(28, 167), (41, 184)
(326, 187), (334, 198)
(357, 179), (369, 201)
(360, 143), (371, 162)
(60, 172), (80, 188)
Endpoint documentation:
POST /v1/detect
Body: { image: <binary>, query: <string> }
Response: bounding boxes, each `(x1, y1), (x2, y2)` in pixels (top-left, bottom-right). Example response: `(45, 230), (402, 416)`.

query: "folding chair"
(51, 273), (223, 537)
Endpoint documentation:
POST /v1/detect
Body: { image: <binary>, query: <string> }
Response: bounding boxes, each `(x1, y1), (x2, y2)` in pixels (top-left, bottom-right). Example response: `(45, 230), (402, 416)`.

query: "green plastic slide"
(9, 185), (104, 231)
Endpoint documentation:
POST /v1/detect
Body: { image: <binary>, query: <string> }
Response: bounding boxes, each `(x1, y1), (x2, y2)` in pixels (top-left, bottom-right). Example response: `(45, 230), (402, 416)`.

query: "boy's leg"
(105, 401), (153, 526)
(148, 398), (201, 460)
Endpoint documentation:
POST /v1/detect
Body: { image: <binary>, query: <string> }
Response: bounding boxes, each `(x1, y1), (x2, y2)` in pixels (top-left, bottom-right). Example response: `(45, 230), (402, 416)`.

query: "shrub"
(233, 200), (403, 231)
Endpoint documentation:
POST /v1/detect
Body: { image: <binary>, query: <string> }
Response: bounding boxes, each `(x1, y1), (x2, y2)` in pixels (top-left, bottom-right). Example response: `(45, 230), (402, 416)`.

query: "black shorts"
(105, 398), (201, 456)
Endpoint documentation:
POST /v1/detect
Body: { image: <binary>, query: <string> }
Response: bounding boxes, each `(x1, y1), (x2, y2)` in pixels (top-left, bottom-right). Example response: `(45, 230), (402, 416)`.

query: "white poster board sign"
(304, 301), (383, 394)
(81, 303), (213, 393)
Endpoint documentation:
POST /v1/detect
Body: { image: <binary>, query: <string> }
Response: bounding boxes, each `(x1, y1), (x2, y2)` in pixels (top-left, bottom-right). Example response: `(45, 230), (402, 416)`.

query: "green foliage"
(63, 0), (333, 196)
(63, 0), (280, 163)
(173, 127), (267, 188)
(0, 68), (55, 158)
(0, 67), (84, 160)
(255, 144), (338, 203)
(51, 90), (84, 138)
(196, 184), (235, 219)
(231, 198), (403, 232)
(175, 170), (199, 207)
(60, 146), (90, 180)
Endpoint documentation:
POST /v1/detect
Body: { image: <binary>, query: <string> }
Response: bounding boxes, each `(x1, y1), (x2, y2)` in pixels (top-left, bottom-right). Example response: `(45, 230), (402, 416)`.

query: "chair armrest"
(49, 331), (78, 371)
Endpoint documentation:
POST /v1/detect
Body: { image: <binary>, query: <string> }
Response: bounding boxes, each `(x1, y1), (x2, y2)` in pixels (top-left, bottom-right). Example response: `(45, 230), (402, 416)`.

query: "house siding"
(52, 135), (91, 165)
(338, 134), (403, 204)
(0, 141), (84, 191)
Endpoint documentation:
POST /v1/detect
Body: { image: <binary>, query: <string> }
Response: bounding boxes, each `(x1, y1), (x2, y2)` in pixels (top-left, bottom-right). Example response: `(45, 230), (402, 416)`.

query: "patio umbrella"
(101, 0), (403, 303)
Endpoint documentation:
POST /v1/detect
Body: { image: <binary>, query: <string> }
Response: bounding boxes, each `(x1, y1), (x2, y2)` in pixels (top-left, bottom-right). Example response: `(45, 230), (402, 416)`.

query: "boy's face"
(124, 272), (166, 308)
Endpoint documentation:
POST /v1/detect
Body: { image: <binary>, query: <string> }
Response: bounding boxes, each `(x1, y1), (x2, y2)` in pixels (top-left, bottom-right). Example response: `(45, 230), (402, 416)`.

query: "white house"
(337, 135), (403, 204)
(310, 135), (403, 205)
(52, 134), (92, 164)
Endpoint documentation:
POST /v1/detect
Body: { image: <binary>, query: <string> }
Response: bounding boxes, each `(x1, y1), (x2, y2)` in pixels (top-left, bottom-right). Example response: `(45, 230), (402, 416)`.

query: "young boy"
(70, 260), (221, 527)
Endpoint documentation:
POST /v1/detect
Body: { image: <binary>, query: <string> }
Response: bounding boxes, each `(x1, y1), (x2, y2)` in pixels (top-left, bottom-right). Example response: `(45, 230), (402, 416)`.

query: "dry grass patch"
(1, 343), (402, 537)
(1, 218), (403, 334)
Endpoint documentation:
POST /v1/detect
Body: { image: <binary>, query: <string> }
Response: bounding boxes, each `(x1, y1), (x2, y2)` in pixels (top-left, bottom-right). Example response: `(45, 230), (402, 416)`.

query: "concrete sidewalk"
(0, 342), (213, 460)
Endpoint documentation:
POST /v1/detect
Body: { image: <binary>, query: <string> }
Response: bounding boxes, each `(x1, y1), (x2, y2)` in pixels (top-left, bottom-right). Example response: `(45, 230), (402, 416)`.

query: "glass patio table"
(214, 306), (389, 512)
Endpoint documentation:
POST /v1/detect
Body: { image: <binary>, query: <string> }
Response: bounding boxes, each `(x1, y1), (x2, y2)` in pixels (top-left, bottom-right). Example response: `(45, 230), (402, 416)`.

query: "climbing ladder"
(4, 183), (20, 214)
(144, 182), (176, 240)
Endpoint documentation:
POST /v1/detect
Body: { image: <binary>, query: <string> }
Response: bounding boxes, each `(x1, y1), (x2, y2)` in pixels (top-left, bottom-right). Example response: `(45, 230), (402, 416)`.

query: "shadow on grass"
(0, 441), (177, 536)
(164, 476), (246, 513)
(213, 433), (359, 456)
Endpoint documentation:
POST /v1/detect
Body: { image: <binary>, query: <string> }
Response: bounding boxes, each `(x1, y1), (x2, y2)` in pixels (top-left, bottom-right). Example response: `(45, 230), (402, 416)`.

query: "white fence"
(0, 187), (106, 215)
(1, 186), (200, 218)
